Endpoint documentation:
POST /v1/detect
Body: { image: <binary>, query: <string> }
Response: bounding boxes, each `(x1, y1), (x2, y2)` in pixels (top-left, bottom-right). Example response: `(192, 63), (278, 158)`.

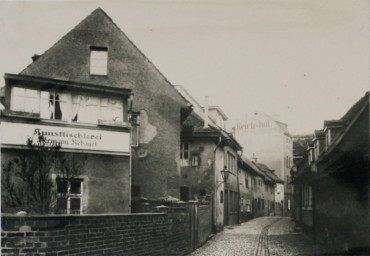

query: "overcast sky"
(0, 0), (368, 134)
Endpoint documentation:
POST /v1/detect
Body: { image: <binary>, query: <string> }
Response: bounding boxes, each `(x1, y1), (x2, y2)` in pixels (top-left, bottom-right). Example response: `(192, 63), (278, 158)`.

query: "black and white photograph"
(0, 1), (369, 255)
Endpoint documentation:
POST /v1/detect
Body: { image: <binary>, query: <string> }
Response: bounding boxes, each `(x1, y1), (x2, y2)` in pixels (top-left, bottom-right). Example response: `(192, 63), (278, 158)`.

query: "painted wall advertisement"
(1, 122), (130, 154)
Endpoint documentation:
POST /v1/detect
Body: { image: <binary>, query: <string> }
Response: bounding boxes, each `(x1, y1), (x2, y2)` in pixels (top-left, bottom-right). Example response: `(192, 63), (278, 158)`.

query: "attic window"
(90, 46), (108, 75)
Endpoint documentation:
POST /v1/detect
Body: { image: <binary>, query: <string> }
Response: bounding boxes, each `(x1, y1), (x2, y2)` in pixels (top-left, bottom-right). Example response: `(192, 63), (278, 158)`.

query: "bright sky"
(0, 0), (368, 134)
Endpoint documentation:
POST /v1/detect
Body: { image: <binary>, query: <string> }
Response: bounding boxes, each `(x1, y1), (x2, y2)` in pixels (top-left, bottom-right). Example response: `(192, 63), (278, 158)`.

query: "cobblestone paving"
(190, 216), (329, 256)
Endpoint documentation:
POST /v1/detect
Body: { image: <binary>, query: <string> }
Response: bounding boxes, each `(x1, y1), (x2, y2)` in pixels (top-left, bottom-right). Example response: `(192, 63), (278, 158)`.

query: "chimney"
(32, 54), (41, 62)
(252, 153), (258, 163)
(204, 96), (209, 128)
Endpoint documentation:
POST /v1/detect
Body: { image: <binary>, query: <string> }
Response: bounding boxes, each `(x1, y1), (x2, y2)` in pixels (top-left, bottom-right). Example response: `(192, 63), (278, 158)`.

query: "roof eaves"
(317, 93), (369, 163)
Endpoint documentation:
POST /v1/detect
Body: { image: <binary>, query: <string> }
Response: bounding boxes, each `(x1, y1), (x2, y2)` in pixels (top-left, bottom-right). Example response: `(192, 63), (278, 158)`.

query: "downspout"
(128, 93), (134, 213)
(236, 150), (243, 224)
(212, 136), (222, 233)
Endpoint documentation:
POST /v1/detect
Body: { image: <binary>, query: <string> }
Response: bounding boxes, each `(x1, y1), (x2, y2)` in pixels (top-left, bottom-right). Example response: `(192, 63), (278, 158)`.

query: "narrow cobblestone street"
(190, 217), (329, 256)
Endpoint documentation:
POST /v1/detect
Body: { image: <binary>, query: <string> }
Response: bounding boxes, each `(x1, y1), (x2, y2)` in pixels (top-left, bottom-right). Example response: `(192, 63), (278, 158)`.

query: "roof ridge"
(96, 9), (191, 106)
(19, 8), (190, 106)
(20, 8), (101, 75)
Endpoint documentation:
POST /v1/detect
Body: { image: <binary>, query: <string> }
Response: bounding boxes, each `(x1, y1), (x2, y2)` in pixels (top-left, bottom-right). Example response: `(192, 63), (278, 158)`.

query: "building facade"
(231, 112), (293, 216)
(1, 9), (136, 213)
(180, 107), (242, 231)
(292, 92), (369, 252)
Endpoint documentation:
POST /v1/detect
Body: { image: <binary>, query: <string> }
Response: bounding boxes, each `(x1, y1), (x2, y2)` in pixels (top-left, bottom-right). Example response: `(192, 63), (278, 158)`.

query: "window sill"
(98, 120), (130, 128)
(2, 110), (40, 120)
(302, 207), (312, 210)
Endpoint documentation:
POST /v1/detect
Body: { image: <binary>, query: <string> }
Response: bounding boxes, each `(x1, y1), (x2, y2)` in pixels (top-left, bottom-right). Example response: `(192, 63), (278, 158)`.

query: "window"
(56, 178), (83, 214)
(246, 199), (251, 212)
(10, 86), (126, 124)
(326, 129), (331, 149)
(245, 178), (249, 189)
(288, 199), (291, 210)
(11, 87), (39, 113)
(286, 176), (292, 189)
(180, 143), (189, 166)
(226, 152), (236, 173)
(220, 190), (224, 204)
(90, 47), (108, 75)
(314, 141), (320, 159)
(180, 186), (189, 202)
(191, 154), (199, 167)
(41, 91), (69, 121)
(302, 185), (312, 208)
(130, 113), (140, 147)
(265, 184), (268, 192)
(131, 186), (141, 198)
(286, 156), (292, 168)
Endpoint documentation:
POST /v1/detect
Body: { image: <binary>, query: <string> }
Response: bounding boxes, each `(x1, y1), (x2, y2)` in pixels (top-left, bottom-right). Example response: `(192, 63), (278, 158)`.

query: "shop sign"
(1, 122), (130, 154)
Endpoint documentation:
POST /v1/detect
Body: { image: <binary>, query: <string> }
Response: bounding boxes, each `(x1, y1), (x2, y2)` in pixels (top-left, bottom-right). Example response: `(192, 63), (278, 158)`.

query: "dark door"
(224, 189), (229, 225)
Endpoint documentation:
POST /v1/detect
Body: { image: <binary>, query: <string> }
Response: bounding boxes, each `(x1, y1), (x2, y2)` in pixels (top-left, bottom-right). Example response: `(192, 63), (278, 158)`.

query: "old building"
(1, 9), (137, 214)
(232, 112), (293, 216)
(291, 133), (314, 228)
(292, 92), (369, 252)
(238, 157), (263, 220)
(175, 86), (242, 230)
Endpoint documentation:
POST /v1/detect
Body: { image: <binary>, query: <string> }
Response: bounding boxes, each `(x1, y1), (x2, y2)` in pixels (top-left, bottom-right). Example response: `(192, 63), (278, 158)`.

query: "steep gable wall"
(19, 8), (189, 201)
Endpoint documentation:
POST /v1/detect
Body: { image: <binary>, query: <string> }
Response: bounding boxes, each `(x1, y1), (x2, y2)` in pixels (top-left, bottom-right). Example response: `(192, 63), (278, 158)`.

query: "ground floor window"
(302, 185), (312, 208)
(180, 186), (190, 202)
(56, 178), (83, 214)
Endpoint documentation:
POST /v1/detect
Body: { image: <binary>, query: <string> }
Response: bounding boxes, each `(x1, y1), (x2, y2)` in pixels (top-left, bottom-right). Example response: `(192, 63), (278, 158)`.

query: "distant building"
(231, 112), (293, 216)
(292, 92), (369, 252)
(178, 91), (242, 231)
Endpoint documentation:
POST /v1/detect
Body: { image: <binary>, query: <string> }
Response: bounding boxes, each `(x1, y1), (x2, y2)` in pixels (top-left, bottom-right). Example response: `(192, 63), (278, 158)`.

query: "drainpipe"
(204, 96), (209, 128)
(236, 150), (243, 224)
(212, 136), (222, 233)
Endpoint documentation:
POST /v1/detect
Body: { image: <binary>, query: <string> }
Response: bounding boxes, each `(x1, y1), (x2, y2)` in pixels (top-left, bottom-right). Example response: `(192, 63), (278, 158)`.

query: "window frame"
(90, 46), (108, 76)
(56, 178), (83, 214)
(10, 85), (126, 125)
(226, 151), (236, 173)
(10, 86), (40, 114)
(180, 143), (189, 166)
(191, 154), (200, 167)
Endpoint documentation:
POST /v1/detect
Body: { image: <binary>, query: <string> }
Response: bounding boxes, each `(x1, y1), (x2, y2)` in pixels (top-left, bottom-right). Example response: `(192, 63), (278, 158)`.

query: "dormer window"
(326, 129), (331, 149)
(90, 47), (108, 76)
(314, 140), (320, 159)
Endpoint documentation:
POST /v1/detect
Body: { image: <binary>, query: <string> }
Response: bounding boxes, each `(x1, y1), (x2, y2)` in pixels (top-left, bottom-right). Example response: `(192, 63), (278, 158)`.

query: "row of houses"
(0, 8), (287, 233)
(291, 92), (369, 252)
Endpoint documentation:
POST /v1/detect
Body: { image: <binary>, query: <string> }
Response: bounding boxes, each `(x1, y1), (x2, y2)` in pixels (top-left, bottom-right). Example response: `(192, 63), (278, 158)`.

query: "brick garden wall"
(1, 212), (191, 256)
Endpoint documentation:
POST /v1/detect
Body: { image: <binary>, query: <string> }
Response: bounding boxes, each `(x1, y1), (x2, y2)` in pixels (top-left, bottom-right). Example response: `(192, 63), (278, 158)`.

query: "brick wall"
(1, 213), (190, 256)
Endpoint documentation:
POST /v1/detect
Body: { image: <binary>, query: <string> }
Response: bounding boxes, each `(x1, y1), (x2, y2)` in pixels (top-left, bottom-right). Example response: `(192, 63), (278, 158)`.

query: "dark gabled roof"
(18, 8), (190, 107)
(239, 156), (265, 177)
(314, 129), (325, 138)
(182, 111), (242, 151)
(254, 162), (284, 184)
(323, 120), (346, 128)
(340, 91), (369, 121)
(317, 91), (369, 163)
(293, 134), (313, 159)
